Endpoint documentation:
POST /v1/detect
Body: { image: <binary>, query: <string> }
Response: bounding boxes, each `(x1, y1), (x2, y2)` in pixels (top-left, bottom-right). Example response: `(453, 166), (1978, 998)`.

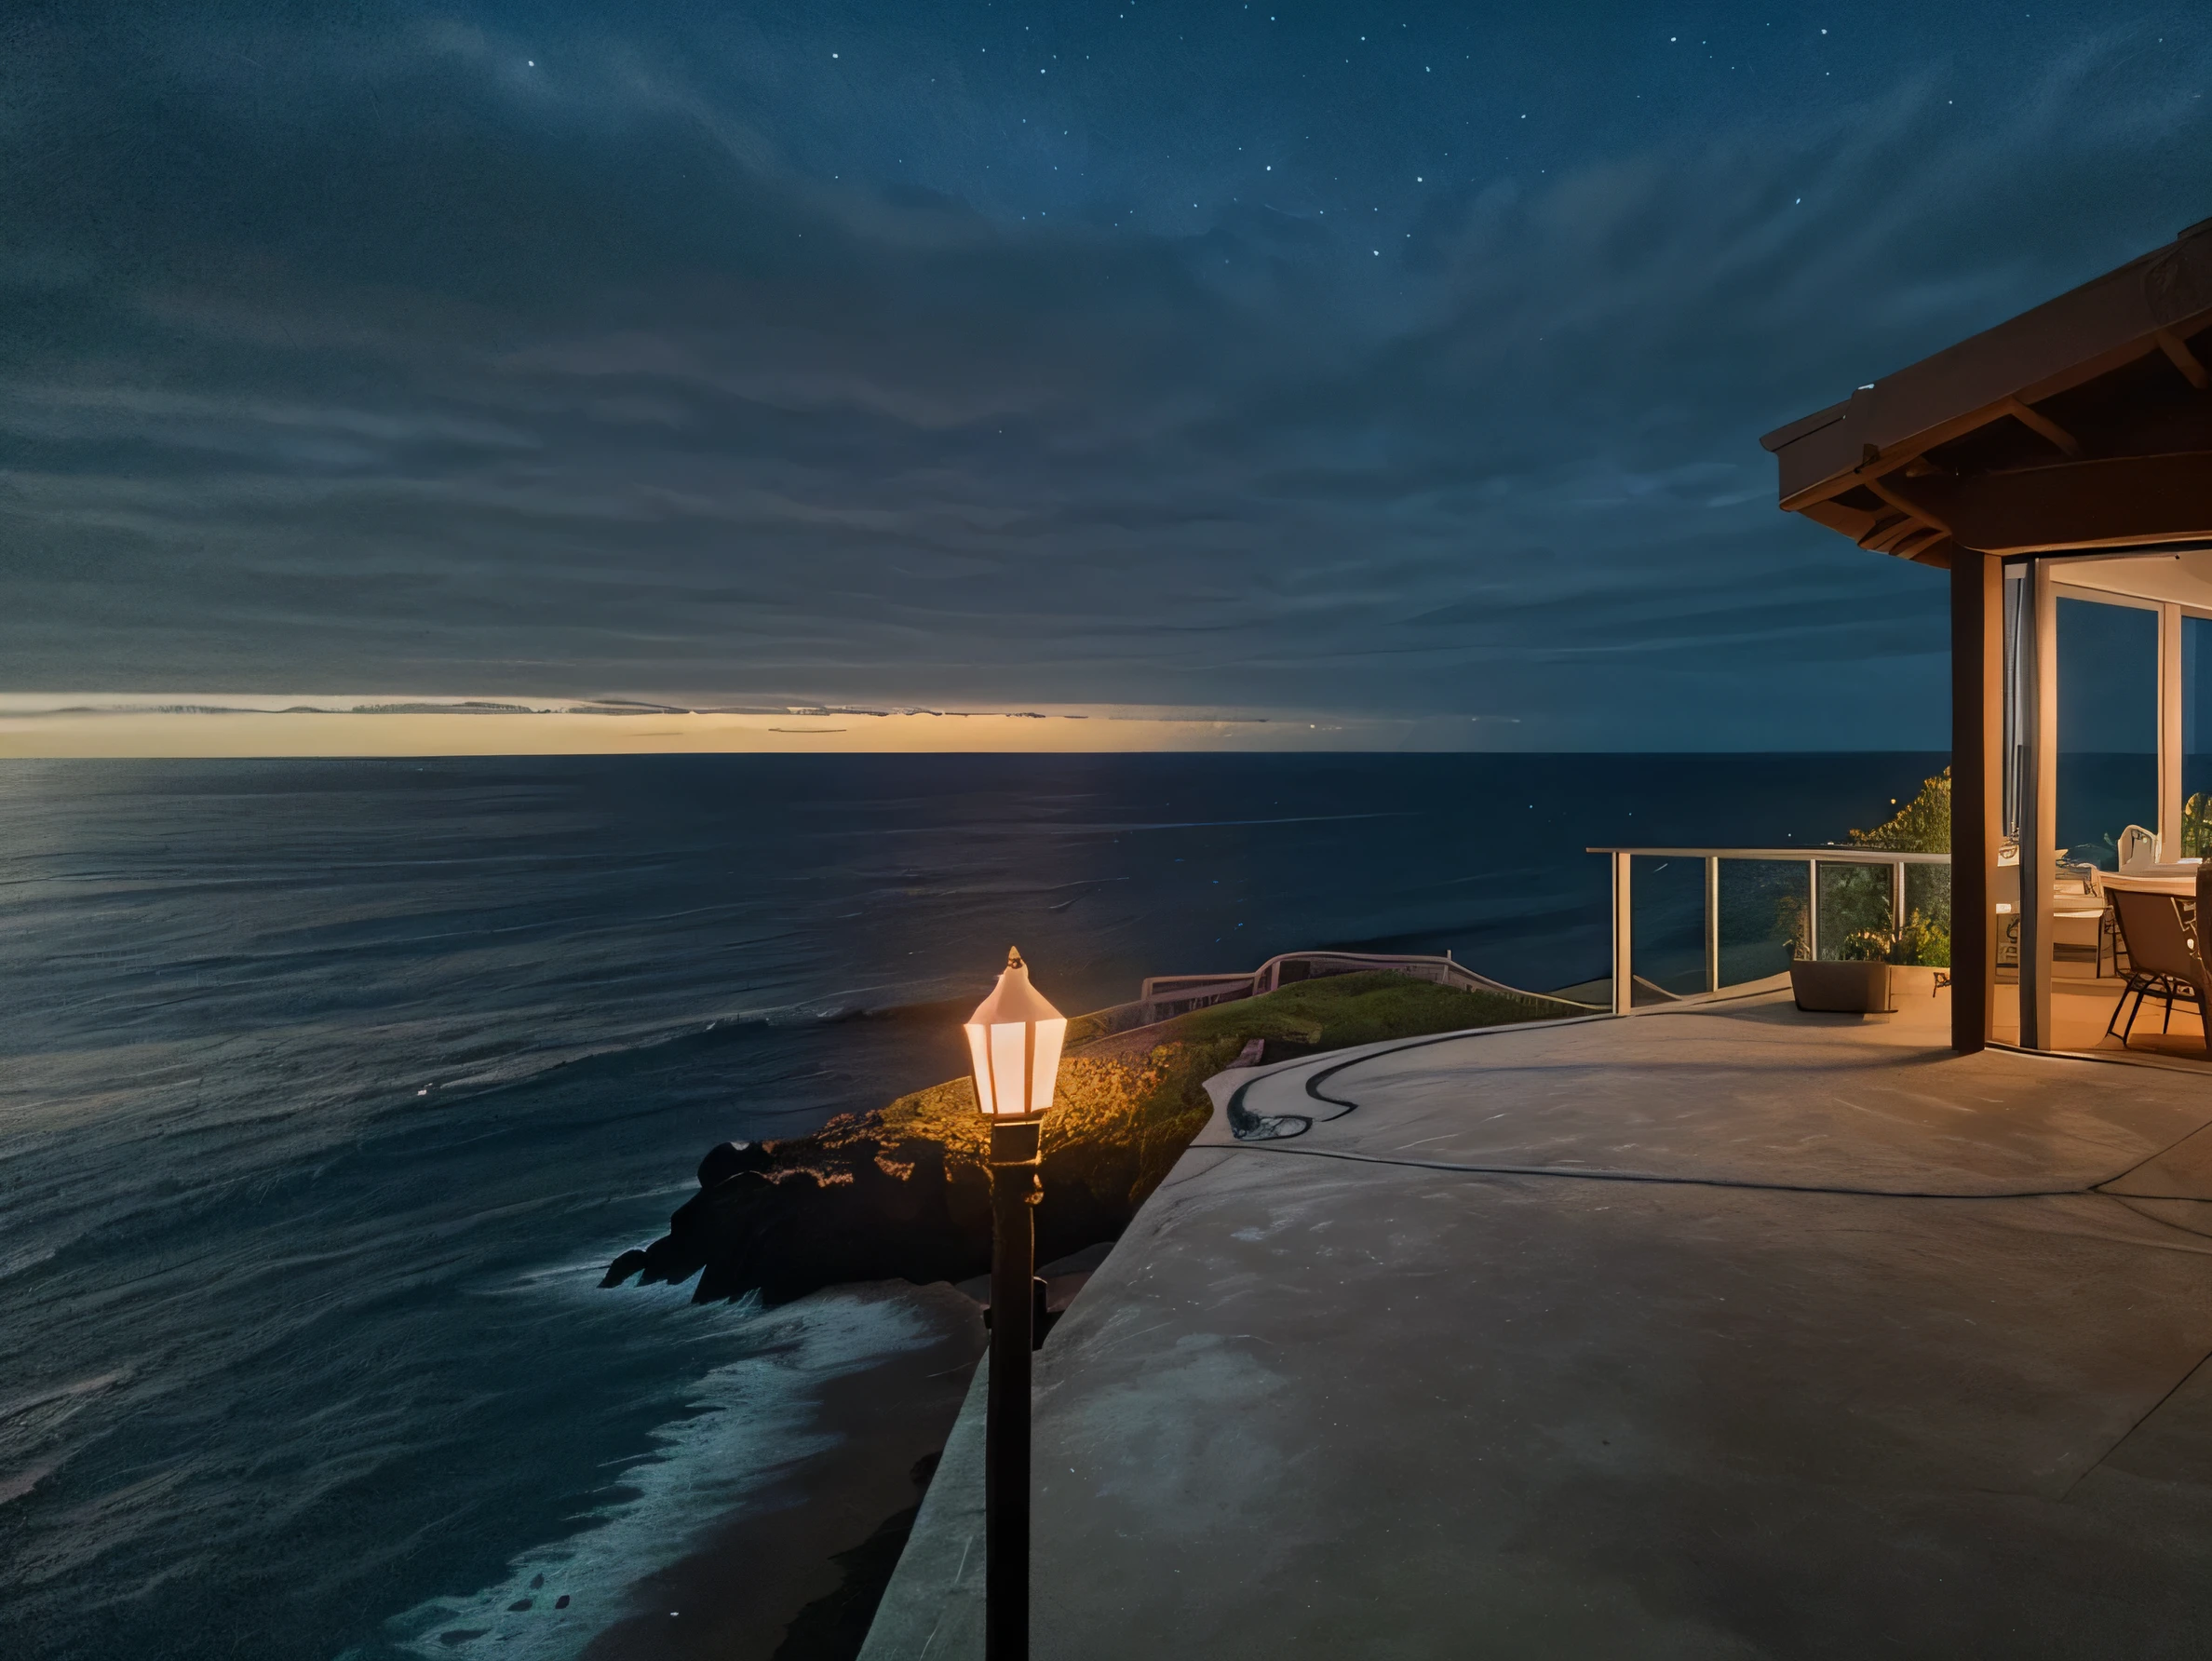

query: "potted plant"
(1790, 909), (1949, 1014)
(1886, 907), (1950, 999)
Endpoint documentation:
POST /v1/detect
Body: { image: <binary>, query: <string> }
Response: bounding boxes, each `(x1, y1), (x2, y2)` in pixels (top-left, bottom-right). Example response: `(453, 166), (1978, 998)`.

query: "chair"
(1994, 859), (2108, 970)
(2105, 888), (2212, 1052)
(2114, 822), (2201, 881)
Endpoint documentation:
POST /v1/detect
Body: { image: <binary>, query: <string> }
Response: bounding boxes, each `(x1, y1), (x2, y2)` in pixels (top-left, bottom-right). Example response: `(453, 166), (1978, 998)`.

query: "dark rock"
(697, 1139), (774, 1189)
(554, 1595), (571, 1610)
(507, 1600), (533, 1612)
(530, 1573), (545, 1590)
(607, 1125), (1159, 1309)
(605, 1020), (1223, 1310)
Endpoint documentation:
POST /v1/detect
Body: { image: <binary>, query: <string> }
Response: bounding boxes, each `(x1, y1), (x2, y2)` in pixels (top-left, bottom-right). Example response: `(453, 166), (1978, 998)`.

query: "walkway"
(981, 991), (2212, 1656)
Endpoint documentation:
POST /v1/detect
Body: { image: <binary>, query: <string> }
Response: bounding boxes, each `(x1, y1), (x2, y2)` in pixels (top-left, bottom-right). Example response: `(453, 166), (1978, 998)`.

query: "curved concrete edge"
(1194, 1005), (1625, 1146)
(1195, 978), (1849, 1146)
(856, 1356), (988, 1661)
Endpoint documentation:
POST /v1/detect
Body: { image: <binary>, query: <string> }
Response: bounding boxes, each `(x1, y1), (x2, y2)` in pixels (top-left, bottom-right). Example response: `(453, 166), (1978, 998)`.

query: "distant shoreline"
(0, 705), (1417, 758)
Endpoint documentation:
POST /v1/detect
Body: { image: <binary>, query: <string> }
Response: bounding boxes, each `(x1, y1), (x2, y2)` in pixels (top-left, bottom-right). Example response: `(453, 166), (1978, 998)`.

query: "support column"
(1950, 550), (2003, 1053)
(1891, 860), (1907, 940)
(2161, 601), (2184, 858)
(2018, 559), (2057, 1050)
(1704, 856), (1721, 994)
(1806, 860), (1820, 961)
(1611, 851), (1632, 1016)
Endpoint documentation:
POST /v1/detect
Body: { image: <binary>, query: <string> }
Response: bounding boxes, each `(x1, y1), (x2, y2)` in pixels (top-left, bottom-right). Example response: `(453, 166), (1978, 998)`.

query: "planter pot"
(1789, 958), (1896, 1014)
(1889, 965), (1941, 1000)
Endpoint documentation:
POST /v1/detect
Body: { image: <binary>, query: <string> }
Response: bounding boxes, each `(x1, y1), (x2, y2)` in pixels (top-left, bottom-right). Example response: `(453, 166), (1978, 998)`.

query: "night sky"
(5, 1), (2209, 744)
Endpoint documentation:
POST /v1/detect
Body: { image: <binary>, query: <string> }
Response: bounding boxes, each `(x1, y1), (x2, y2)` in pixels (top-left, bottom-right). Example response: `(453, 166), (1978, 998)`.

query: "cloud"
(0, 4), (2205, 746)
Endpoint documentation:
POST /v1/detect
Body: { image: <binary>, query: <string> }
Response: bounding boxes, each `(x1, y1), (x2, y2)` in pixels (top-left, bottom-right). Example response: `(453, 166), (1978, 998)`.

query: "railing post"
(1806, 859), (1820, 962)
(1612, 850), (1633, 1016)
(1891, 860), (1907, 943)
(1704, 856), (1721, 993)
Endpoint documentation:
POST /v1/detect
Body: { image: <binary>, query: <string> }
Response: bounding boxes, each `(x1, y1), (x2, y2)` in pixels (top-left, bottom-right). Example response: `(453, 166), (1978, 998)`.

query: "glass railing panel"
(1816, 860), (1896, 962)
(1627, 855), (1707, 996)
(1717, 858), (1804, 987)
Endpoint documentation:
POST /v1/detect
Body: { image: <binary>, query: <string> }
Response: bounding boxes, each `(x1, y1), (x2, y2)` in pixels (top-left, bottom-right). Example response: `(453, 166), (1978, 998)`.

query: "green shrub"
(1850, 768), (1950, 854)
(1788, 769), (1955, 960)
(2184, 793), (2212, 859)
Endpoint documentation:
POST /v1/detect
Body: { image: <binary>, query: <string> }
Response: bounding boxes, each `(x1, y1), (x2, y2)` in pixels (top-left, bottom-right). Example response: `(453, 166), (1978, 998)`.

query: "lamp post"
(964, 947), (1067, 1661)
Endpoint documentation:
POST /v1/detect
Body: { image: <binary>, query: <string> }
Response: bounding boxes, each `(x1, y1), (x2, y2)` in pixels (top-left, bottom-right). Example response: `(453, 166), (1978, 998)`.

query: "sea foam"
(372, 1287), (936, 1661)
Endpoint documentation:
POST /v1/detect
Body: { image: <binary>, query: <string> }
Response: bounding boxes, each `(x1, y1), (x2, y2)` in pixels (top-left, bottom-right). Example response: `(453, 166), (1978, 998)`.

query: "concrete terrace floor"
(976, 989), (2212, 1659)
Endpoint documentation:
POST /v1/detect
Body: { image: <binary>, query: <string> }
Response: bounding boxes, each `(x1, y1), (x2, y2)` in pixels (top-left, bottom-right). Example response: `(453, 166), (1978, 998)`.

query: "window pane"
(2057, 596), (2155, 867)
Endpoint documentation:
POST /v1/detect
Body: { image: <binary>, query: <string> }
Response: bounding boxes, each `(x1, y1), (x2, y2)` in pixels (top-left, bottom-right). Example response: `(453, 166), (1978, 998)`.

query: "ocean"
(0, 750), (1961, 1658)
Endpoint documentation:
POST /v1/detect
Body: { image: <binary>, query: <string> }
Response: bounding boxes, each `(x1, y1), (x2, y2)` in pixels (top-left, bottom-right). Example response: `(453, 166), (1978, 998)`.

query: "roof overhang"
(1762, 219), (2212, 569)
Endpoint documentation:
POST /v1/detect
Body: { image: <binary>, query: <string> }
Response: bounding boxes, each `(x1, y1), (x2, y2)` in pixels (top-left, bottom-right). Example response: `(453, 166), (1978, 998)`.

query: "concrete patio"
(866, 989), (2212, 1658)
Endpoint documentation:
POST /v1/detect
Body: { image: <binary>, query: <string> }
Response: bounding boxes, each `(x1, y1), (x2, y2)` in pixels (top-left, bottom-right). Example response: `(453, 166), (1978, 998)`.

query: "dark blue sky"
(4, 0), (2208, 743)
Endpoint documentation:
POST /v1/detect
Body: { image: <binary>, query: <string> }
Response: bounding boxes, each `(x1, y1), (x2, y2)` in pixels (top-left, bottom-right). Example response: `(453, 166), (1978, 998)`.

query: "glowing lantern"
(964, 947), (1067, 1120)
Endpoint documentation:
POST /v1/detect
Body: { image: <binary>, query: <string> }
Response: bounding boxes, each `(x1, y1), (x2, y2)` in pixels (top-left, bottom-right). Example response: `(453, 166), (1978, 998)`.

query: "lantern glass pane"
(990, 1021), (1027, 1117)
(964, 1023), (995, 1115)
(1028, 1017), (1067, 1113)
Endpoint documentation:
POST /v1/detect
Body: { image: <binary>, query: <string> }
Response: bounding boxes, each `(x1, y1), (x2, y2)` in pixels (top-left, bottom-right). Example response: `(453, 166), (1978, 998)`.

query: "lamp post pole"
(985, 1117), (1041, 1661)
(963, 947), (1066, 1661)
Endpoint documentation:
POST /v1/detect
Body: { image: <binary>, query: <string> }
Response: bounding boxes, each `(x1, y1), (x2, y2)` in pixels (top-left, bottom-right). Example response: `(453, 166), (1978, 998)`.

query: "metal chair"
(2105, 888), (2212, 1052)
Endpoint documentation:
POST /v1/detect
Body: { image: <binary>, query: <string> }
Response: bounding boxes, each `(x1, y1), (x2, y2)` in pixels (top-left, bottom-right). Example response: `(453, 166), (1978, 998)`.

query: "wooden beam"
(2003, 397), (2082, 459)
(1900, 452), (2212, 555)
(2157, 328), (2211, 391)
(1950, 550), (2002, 1054)
(1864, 473), (1953, 548)
(1893, 526), (1952, 563)
(1856, 512), (1920, 553)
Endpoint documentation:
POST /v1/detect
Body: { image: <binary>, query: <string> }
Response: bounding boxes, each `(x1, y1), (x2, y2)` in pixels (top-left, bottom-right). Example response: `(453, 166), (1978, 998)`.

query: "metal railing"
(1590, 846), (1951, 1017)
(1070, 949), (1585, 1041)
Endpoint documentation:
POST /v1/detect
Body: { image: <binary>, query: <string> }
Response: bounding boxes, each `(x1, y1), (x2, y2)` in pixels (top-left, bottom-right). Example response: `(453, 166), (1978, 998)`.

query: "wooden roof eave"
(1771, 320), (2212, 521)
(1872, 452), (2212, 557)
(1763, 223), (2212, 518)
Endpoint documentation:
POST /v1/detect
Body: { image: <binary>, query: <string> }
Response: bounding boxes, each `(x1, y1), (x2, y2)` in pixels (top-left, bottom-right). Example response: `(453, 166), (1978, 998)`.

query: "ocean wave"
(370, 1288), (936, 1661)
(392, 993), (967, 1106)
(0, 1371), (131, 1516)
